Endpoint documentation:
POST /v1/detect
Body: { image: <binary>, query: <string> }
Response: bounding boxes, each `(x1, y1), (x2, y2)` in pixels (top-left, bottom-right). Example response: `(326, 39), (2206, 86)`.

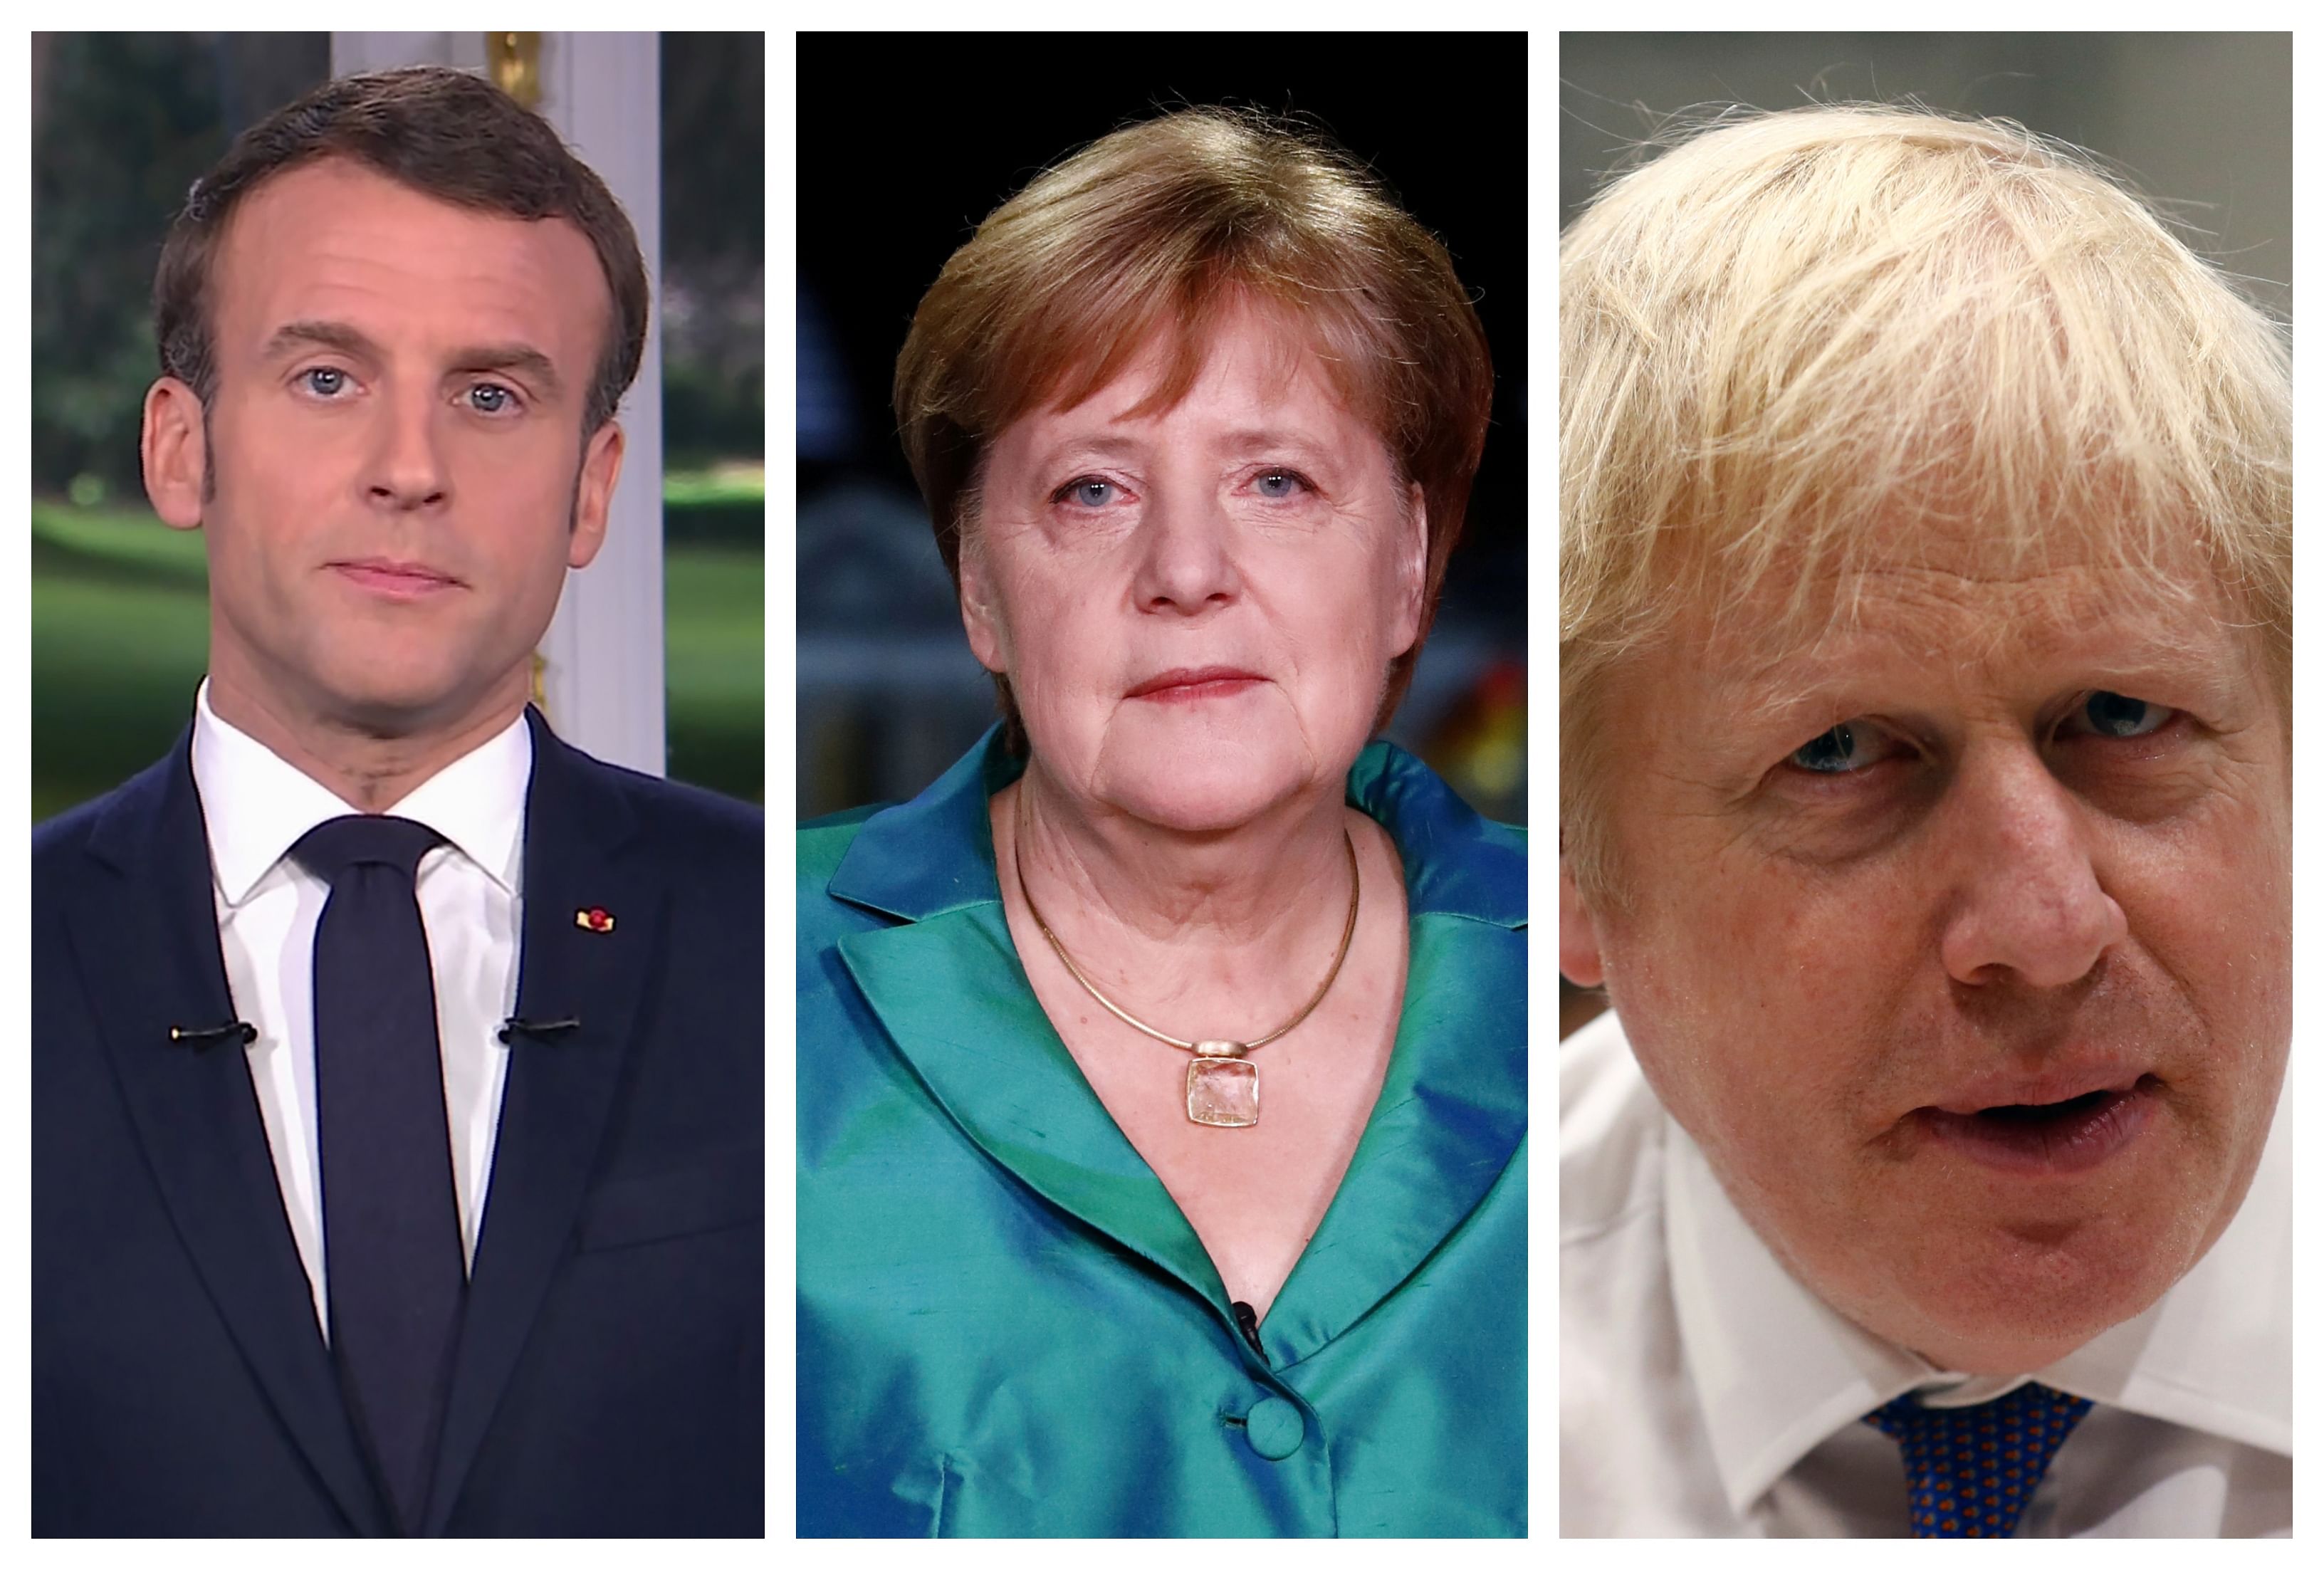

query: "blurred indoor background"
(29, 31), (765, 821)
(1557, 31), (2292, 1039)
(797, 33), (1528, 826)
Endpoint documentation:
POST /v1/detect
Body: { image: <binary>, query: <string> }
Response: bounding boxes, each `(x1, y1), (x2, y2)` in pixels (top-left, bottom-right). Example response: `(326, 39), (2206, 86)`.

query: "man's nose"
(1131, 486), (1239, 614)
(365, 387), (450, 510)
(1937, 743), (2129, 988)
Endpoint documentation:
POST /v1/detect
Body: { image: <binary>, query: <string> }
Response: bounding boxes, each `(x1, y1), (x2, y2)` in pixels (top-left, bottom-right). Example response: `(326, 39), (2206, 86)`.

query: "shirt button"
(1244, 1396), (1305, 1460)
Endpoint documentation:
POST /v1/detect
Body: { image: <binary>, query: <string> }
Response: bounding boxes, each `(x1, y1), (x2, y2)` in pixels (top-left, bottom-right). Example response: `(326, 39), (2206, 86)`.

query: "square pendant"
(1186, 1057), (1259, 1127)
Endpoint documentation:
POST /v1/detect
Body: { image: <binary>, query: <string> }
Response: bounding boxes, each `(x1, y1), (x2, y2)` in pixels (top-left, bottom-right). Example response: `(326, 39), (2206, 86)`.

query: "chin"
(1092, 749), (1314, 834)
(303, 660), (488, 734)
(1106, 775), (1294, 834)
(1074, 701), (1349, 830)
(1851, 1202), (2209, 1373)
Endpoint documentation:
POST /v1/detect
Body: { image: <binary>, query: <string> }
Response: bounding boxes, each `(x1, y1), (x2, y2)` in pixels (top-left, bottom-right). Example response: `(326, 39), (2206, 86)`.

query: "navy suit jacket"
(33, 708), (763, 1537)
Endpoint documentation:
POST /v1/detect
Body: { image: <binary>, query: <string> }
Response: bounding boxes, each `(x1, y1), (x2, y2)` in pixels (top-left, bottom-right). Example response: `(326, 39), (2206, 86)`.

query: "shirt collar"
(191, 679), (533, 904)
(826, 722), (1524, 929)
(1666, 1058), (2295, 1517)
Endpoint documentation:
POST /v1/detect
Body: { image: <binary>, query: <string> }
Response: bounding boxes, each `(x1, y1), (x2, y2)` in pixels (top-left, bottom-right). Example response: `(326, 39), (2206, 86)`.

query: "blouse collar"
(826, 723), (1524, 930)
(824, 723), (1527, 1369)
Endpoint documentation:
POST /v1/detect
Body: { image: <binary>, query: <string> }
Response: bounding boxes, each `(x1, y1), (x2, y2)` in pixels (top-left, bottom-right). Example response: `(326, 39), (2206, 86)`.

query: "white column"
(330, 33), (667, 775)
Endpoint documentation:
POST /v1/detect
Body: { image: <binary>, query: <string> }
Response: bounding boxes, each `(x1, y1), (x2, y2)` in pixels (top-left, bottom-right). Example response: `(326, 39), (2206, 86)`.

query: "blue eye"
(466, 383), (517, 414)
(1254, 469), (1306, 499)
(2079, 690), (2169, 738)
(1057, 478), (1116, 508)
(301, 367), (348, 397)
(1791, 724), (1869, 774)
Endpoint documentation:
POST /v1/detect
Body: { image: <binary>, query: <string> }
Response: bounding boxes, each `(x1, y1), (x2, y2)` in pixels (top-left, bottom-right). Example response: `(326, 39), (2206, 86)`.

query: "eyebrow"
(258, 319), (565, 397)
(1040, 427), (1336, 466)
(1045, 434), (1143, 463)
(260, 319), (380, 363)
(451, 341), (565, 397)
(1714, 624), (2244, 724)
(1215, 426), (1335, 456)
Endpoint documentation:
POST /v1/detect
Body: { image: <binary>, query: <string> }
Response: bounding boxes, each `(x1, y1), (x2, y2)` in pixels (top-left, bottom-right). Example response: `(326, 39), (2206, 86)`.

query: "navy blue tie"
(1865, 1382), (2094, 1537)
(296, 815), (464, 1535)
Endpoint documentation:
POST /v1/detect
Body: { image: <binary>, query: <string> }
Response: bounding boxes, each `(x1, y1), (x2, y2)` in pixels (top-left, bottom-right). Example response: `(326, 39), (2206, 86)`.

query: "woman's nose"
(1132, 488), (1239, 613)
(1937, 745), (2129, 989)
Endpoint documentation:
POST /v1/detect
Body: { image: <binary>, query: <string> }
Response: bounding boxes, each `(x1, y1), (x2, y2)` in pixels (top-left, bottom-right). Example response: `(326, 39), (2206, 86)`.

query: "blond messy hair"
(1560, 104), (2292, 902)
(897, 108), (1493, 753)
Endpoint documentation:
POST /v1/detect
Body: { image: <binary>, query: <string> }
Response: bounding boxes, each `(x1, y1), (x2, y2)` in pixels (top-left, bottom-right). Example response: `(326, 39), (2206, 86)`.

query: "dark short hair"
(896, 108), (1495, 748)
(154, 65), (648, 435)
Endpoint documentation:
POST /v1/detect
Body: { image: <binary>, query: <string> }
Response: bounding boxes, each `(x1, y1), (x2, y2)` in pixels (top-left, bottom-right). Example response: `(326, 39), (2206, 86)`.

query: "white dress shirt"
(190, 681), (530, 1337)
(1560, 1008), (2292, 1537)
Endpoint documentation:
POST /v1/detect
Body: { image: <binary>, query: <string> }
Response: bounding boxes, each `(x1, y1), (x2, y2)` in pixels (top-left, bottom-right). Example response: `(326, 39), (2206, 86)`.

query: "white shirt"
(190, 682), (530, 1336)
(1560, 1008), (2292, 1538)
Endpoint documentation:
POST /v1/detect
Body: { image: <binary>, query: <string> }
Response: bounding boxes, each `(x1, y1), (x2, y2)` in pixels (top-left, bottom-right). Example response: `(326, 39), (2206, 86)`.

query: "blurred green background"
(31, 32), (765, 820)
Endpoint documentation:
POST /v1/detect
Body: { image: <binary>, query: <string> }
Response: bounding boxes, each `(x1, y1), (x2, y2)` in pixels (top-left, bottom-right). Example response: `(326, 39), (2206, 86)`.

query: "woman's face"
(965, 308), (1425, 832)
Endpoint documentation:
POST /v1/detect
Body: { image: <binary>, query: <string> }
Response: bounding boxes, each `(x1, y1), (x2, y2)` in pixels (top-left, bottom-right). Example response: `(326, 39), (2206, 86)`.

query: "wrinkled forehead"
(211, 157), (609, 352)
(1687, 507), (2259, 695)
(1701, 494), (2240, 641)
(1022, 292), (1381, 444)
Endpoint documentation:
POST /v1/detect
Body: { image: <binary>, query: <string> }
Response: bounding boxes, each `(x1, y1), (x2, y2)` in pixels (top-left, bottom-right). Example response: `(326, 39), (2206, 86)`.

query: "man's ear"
(958, 535), (1008, 676)
(1559, 853), (1608, 989)
(567, 419), (626, 569)
(142, 377), (208, 530)
(1391, 482), (1428, 657)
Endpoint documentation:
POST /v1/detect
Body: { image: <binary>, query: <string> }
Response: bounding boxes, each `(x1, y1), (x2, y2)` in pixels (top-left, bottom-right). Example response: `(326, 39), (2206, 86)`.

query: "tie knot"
(1865, 1381), (2093, 1537)
(292, 815), (442, 883)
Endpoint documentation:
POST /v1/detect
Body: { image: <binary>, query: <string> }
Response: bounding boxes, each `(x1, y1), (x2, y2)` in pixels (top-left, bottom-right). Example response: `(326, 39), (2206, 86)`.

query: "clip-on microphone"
(498, 1015), (582, 1045)
(168, 1021), (258, 1050)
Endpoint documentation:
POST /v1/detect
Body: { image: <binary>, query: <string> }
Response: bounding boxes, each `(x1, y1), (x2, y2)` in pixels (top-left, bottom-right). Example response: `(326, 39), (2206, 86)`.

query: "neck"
(206, 665), (527, 813)
(999, 760), (1363, 1041)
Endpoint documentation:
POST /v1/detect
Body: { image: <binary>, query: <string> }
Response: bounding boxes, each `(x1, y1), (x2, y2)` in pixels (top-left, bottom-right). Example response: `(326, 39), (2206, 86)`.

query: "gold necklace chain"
(1011, 804), (1361, 1054)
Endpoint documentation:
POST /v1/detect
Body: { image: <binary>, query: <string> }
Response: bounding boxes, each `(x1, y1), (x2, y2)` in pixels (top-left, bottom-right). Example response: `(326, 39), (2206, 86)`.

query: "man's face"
(1559, 531), (2291, 1373)
(152, 157), (622, 737)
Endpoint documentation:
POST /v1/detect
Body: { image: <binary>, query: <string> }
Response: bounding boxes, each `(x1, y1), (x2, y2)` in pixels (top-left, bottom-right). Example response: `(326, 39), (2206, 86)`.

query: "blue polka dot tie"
(1863, 1382), (2093, 1537)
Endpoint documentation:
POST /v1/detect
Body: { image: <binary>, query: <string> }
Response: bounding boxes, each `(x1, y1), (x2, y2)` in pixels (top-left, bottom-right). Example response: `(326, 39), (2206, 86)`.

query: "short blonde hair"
(1561, 105), (2292, 901)
(897, 108), (1493, 751)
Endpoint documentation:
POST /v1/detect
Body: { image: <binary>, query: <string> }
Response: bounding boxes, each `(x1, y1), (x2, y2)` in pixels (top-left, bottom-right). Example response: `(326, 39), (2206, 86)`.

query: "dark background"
(797, 31), (1529, 822)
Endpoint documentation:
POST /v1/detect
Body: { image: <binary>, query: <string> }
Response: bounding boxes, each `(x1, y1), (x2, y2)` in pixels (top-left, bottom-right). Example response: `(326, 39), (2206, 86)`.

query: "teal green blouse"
(797, 728), (1527, 1536)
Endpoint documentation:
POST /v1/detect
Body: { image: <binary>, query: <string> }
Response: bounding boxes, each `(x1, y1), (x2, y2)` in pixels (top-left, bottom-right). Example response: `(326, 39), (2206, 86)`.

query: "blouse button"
(1244, 1396), (1306, 1460)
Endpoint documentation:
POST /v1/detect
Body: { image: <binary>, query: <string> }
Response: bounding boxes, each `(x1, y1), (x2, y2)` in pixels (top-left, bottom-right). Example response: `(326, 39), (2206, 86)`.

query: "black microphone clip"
(169, 1021), (258, 1050)
(498, 1015), (582, 1045)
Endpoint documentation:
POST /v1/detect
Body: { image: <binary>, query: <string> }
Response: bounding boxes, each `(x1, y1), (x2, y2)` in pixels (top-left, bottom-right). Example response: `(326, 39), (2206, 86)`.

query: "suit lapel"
(68, 738), (390, 1537)
(424, 710), (659, 1536)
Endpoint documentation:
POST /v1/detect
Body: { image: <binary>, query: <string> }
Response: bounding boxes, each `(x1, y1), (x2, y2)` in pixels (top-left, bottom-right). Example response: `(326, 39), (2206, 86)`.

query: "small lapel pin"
(575, 906), (614, 933)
